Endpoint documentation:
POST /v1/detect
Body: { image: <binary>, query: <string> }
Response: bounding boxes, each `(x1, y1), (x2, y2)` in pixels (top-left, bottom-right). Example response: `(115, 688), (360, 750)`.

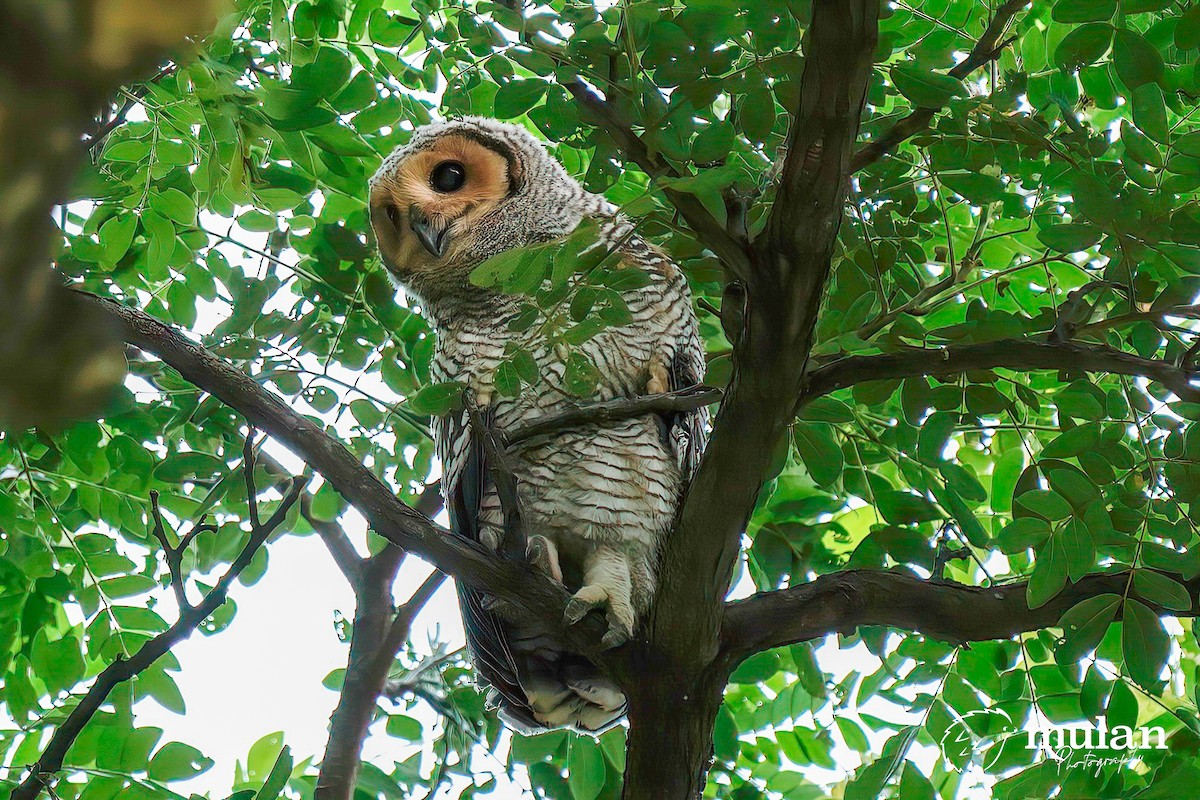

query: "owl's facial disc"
(370, 135), (512, 281)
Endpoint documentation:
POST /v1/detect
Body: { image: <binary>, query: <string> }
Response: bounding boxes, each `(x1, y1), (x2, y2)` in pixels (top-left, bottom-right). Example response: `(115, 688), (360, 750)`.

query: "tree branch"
(501, 385), (721, 448)
(564, 79), (752, 277)
(12, 468), (304, 800)
(649, 0), (879, 668)
(721, 568), (1200, 663)
(316, 561), (447, 798)
(801, 339), (1200, 405)
(302, 492), (364, 586)
(849, 0), (1028, 173)
(82, 293), (607, 654)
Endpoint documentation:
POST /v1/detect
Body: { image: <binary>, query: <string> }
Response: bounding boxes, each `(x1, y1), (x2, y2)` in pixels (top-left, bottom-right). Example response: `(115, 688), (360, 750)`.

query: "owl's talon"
(600, 625), (629, 650)
(527, 534), (563, 583)
(563, 597), (594, 626)
(481, 595), (512, 616)
(479, 527), (503, 552)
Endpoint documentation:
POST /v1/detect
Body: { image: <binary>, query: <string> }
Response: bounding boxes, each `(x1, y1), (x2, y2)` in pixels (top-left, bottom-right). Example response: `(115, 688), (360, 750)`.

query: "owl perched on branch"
(369, 118), (708, 733)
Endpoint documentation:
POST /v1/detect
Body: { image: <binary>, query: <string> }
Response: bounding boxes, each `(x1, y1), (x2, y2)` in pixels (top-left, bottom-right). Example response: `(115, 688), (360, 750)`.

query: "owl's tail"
(458, 583), (625, 734)
(487, 652), (628, 734)
(493, 650), (627, 735)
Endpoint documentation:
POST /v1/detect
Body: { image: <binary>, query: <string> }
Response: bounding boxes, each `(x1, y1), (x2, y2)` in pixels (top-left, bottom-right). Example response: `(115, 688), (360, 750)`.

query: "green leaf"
(1122, 120), (1164, 168)
(1058, 593), (1120, 664)
(890, 65), (965, 108)
(1027, 537), (1068, 608)
(1015, 489), (1072, 521)
(563, 352), (600, 397)
(846, 726), (918, 800)
(99, 213), (138, 265)
(567, 738), (606, 800)
(713, 705), (739, 762)
(154, 188), (197, 226)
(1122, 598), (1169, 689)
(494, 79), (549, 118)
(255, 745), (292, 800)
(1037, 223), (1101, 253)
(1052, 0), (1116, 22)
(1134, 570), (1193, 612)
(1113, 29), (1164, 89)
(836, 717), (870, 753)
(1176, 131), (1200, 159)
(991, 449), (1024, 513)
(1177, 6), (1200, 50)
(1042, 423), (1100, 459)
(878, 490), (942, 525)
(898, 763), (936, 800)
(155, 452), (225, 483)
(147, 742), (214, 782)
(1132, 83), (1169, 142)
(939, 172), (1006, 204)
(1054, 23), (1113, 71)
(692, 121), (735, 162)
(793, 422), (844, 488)
(1060, 517), (1095, 582)
(406, 381), (465, 415)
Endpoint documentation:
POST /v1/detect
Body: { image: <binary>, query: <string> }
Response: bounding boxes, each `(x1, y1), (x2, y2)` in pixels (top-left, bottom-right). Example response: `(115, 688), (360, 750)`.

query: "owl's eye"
(384, 204), (401, 226)
(430, 161), (467, 193)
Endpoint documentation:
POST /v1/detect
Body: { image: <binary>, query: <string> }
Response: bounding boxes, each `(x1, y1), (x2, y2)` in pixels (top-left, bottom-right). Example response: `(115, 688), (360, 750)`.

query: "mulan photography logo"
(940, 708), (1167, 775)
(1026, 718), (1168, 773)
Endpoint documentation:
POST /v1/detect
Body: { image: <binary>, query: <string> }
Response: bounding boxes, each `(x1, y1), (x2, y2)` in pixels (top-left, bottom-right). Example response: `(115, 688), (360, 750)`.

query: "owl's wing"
(441, 409), (535, 722)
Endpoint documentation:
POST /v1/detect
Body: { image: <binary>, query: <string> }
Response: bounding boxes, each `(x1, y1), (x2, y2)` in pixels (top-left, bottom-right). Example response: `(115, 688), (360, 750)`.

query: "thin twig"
(243, 432), (261, 529)
(383, 570), (450, 657)
(148, 490), (190, 611)
(85, 63), (178, 152)
(502, 385), (722, 448)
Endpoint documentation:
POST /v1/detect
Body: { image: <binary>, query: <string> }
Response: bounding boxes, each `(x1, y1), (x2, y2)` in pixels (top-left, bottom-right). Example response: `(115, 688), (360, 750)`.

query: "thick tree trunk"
(619, 659), (728, 800)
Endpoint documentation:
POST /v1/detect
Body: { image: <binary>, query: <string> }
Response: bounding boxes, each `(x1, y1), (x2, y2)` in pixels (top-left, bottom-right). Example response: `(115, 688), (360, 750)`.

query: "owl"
(369, 117), (708, 733)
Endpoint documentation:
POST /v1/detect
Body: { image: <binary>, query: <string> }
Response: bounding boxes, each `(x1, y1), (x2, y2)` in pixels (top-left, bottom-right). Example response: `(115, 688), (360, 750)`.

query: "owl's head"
(369, 117), (584, 300)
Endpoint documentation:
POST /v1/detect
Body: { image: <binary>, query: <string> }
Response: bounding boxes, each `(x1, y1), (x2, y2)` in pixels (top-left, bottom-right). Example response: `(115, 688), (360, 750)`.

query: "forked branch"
(13, 439), (304, 800)
(849, 0), (1029, 172)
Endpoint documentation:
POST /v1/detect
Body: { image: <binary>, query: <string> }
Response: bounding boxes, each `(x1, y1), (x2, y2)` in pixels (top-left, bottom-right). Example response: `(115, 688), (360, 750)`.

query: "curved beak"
(408, 207), (451, 258)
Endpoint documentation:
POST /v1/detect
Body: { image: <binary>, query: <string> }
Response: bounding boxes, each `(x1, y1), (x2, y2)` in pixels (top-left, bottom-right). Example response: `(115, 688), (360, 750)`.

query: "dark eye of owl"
(384, 204), (400, 226)
(430, 161), (467, 193)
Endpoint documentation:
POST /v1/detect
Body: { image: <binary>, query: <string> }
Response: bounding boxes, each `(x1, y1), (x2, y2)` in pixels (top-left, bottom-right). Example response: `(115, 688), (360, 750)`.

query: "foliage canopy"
(8, 0), (1200, 798)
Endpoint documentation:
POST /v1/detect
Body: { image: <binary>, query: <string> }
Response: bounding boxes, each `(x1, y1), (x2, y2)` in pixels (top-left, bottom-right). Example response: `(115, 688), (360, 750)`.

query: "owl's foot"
(563, 588), (633, 649)
(527, 534), (563, 583)
(563, 549), (636, 650)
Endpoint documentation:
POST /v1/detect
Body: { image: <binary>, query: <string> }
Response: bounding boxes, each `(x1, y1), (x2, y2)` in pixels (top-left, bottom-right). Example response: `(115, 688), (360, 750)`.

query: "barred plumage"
(369, 117), (707, 732)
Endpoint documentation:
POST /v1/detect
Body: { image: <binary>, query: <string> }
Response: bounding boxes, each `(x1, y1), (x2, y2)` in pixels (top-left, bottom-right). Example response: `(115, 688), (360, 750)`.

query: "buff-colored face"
(370, 134), (513, 282)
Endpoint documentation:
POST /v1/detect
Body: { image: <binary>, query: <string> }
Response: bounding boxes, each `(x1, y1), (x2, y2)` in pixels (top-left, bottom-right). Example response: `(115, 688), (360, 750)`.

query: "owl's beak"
(408, 207), (451, 258)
